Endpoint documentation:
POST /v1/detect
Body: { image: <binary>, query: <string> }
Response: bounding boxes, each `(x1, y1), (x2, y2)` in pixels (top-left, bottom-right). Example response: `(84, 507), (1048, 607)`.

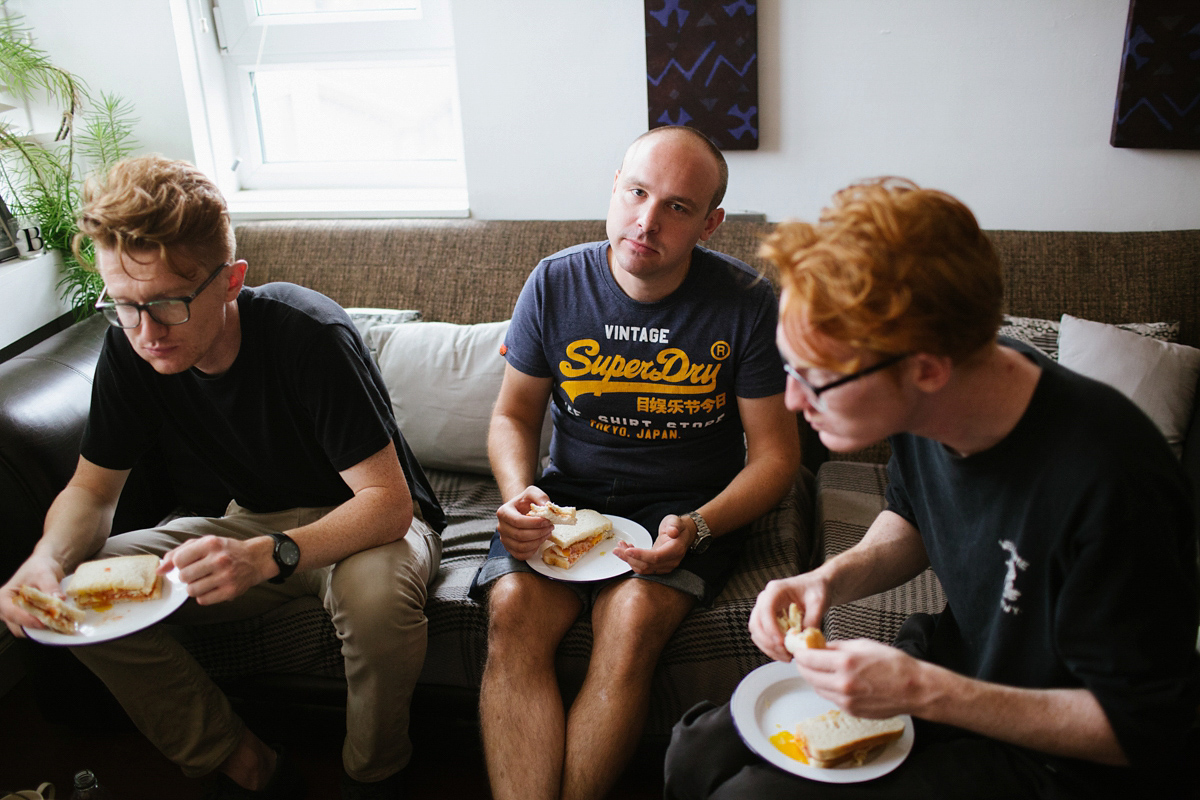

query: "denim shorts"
(468, 472), (745, 610)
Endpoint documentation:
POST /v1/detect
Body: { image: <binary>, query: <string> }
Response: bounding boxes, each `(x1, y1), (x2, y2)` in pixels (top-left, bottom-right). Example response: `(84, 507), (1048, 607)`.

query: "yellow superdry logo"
(558, 339), (722, 401)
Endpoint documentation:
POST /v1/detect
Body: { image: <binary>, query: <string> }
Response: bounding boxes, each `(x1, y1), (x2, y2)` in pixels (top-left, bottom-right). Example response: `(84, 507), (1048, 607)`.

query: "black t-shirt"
(886, 342), (1199, 772)
(82, 283), (444, 532)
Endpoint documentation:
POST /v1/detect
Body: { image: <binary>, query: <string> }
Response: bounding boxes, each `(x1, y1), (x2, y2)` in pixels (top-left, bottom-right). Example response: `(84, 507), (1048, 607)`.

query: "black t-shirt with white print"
(885, 341), (1199, 775)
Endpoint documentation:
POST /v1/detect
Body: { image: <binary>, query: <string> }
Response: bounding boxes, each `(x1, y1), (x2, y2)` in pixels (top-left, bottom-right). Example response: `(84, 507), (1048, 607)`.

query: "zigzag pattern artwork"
(644, 0), (759, 150)
(1111, 0), (1200, 149)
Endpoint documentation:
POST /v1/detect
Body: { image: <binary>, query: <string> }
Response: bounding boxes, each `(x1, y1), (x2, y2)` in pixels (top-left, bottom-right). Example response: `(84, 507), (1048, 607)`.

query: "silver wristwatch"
(685, 511), (712, 553)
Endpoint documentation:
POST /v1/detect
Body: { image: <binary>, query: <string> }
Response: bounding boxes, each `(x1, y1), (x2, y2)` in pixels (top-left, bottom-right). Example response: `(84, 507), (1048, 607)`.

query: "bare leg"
(561, 579), (694, 800)
(481, 573), (584, 800)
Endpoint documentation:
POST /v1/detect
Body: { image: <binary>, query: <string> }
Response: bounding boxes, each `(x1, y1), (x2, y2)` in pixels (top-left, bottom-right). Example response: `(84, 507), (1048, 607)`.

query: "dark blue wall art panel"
(644, 0), (759, 150)
(1111, 0), (1200, 149)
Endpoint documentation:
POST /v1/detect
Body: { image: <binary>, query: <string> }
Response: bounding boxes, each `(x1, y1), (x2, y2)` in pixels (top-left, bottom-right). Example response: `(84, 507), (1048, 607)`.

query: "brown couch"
(2, 221), (1198, 742)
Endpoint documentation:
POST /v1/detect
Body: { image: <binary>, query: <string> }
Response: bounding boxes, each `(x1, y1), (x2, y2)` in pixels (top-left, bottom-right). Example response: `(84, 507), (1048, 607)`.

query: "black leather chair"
(0, 316), (219, 720)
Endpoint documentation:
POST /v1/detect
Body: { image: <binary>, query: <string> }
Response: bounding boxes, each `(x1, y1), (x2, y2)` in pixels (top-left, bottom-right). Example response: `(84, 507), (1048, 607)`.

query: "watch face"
(278, 538), (300, 566)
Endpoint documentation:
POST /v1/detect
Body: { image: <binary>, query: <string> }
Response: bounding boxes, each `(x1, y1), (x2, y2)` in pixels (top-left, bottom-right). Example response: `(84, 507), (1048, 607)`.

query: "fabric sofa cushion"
(815, 462), (946, 645)
(174, 466), (815, 739)
(371, 319), (551, 475)
(345, 307), (422, 358)
(998, 314), (1179, 361)
(1059, 314), (1200, 459)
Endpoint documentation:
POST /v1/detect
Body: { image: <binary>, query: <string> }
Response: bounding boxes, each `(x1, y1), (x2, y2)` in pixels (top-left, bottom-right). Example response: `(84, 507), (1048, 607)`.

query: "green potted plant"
(0, 9), (137, 318)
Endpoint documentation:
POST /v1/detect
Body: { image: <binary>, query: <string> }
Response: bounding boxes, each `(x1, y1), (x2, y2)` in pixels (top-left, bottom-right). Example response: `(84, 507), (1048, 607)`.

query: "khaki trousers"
(71, 501), (441, 782)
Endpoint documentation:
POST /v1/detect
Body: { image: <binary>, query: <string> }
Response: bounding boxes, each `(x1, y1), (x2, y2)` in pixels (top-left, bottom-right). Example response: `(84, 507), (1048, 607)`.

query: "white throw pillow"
(374, 319), (552, 474)
(1000, 314), (1179, 362)
(1058, 314), (1200, 458)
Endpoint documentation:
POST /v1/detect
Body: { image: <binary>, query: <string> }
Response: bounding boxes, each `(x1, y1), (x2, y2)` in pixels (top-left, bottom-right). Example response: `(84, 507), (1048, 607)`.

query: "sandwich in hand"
(793, 709), (906, 768)
(13, 585), (86, 635)
(541, 509), (613, 569)
(527, 502), (577, 525)
(66, 554), (163, 610)
(778, 602), (826, 655)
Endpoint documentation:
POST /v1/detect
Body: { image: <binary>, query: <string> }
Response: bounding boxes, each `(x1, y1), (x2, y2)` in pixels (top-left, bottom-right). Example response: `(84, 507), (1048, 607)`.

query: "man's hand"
(161, 535), (273, 606)
(613, 513), (691, 575)
(792, 638), (928, 719)
(496, 486), (555, 561)
(749, 573), (832, 662)
(0, 554), (68, 637)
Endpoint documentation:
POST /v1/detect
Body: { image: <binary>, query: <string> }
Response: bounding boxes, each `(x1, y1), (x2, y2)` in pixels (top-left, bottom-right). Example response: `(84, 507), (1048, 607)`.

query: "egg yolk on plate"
(769, 730), (808, 764)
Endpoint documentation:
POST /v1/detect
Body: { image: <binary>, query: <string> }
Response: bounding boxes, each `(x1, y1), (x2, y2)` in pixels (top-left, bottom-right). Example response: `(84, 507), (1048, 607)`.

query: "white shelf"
(0, 250), (72, 349)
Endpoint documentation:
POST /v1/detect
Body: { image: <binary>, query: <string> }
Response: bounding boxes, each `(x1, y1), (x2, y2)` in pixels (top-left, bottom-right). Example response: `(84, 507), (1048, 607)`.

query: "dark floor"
(0, 669), (666, 800)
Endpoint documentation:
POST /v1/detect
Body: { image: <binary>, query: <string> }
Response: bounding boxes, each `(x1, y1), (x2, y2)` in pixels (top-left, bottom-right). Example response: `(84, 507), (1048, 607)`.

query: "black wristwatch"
(268, 532), (300, 584)
(685, 511), (712, 554)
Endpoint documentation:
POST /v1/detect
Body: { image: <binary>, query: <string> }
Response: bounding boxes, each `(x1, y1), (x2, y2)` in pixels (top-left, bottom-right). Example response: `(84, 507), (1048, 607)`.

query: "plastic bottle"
(69, 770), (114, 800)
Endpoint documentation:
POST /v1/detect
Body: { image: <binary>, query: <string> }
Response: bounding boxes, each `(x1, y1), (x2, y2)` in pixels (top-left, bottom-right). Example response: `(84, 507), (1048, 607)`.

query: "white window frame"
(168, 0), (468, 219)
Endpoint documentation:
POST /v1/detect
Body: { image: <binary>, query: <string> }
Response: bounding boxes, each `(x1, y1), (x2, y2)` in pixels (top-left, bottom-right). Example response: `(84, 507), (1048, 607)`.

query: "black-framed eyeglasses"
(95, 262), (230, 329)
(783, 352), (911, 409)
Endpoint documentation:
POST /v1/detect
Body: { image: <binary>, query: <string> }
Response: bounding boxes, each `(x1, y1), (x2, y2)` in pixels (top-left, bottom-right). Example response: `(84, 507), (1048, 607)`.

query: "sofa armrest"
(0, 316), (107, 580)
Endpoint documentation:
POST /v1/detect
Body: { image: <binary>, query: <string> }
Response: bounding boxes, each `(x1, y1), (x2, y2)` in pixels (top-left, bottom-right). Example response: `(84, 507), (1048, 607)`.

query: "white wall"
(11, 0), (195, 165)
(15, 0), (1200, 231)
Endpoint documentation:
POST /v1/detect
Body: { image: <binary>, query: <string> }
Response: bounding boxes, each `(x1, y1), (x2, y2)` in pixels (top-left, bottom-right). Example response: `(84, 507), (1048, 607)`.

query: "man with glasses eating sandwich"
(0, 155), (445, 800)
(664, 178), (1199, 798)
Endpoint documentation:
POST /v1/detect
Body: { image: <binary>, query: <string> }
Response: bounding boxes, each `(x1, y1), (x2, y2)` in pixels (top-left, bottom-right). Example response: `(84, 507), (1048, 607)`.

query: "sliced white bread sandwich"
(66, 554), (162, 609)
(541, 509), (613, 569)
(777, 601), (826, 655)
(14, 585), (86, 634)
(795, 709), (906, 768)
(527, 502), (578, 525)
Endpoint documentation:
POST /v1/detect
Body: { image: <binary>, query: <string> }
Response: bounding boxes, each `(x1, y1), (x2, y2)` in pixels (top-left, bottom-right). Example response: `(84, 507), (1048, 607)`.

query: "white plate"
(528, 514), (653, 582)
(730, 661), (914, 783)
(24, 568), (188, 646)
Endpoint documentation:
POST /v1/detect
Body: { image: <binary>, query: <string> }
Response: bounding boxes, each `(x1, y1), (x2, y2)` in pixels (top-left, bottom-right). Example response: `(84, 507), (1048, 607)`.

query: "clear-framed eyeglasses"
(94, 262), (230, 329)
(783, 352), (911, 411)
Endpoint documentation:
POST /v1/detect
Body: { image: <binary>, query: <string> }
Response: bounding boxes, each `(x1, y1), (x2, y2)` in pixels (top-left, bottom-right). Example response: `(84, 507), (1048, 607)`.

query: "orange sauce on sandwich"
(769, 730), (808, 764)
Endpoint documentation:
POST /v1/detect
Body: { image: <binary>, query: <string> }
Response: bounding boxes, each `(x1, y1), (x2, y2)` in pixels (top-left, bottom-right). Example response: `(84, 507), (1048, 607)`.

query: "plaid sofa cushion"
(177, 467), (814, 737)
(816, 461), (947, 645)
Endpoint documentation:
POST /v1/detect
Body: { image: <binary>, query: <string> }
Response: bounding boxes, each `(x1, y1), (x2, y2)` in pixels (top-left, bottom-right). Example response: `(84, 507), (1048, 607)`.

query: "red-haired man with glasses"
(665, 178), (1199, 799)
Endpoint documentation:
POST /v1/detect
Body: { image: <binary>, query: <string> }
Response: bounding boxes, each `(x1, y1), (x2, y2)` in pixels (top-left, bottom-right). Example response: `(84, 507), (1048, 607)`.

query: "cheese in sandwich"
(14, 585), (86, 635)
(541, 509), (613, 569)
(793, 709), (905, 768)
(66, 554), (162, 610)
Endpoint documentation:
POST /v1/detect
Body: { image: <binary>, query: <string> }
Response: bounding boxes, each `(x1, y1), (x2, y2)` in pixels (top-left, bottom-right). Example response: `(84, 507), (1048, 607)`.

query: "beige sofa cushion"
(1059, 314), (1200, 459)
(372, 319), (552, 475)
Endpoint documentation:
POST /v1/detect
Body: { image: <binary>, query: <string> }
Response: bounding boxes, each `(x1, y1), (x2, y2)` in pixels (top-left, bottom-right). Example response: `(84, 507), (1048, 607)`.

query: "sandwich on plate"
(541, 509), (613, 569)
(793, 709), (906, 768)
(13, 585), (86, 635)
(66, 554), (163, 610)
(778, 601), (826, 655)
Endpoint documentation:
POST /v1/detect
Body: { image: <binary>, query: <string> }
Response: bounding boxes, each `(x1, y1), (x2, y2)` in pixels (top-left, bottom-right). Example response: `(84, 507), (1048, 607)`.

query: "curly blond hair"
(761, 177), (1002, 370)
(73, 154), (235, 279)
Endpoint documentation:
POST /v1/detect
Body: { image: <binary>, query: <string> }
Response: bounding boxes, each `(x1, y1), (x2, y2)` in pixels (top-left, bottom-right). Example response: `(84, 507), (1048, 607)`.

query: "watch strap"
(685, 511), (712, 552)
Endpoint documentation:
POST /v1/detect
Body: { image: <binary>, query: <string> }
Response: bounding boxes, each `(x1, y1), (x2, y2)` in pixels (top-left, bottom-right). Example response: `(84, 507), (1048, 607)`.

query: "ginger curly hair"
(761, 177), (1002, 371)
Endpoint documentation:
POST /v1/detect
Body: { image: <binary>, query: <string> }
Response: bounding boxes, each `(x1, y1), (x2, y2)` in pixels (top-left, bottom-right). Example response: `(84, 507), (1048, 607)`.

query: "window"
(171, 0), (467, 217)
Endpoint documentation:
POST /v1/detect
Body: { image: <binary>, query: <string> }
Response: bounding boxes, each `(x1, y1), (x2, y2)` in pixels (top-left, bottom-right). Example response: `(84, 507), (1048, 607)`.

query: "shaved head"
(621, 126), (728, 214)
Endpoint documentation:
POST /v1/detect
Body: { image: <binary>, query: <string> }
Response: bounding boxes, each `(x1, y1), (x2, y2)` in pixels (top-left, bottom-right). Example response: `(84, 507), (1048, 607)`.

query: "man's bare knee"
(485, 574), (581, 661)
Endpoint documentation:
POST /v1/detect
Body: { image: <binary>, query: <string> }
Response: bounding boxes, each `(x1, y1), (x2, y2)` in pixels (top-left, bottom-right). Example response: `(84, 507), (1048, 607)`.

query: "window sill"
(226, 188), (470, 221)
